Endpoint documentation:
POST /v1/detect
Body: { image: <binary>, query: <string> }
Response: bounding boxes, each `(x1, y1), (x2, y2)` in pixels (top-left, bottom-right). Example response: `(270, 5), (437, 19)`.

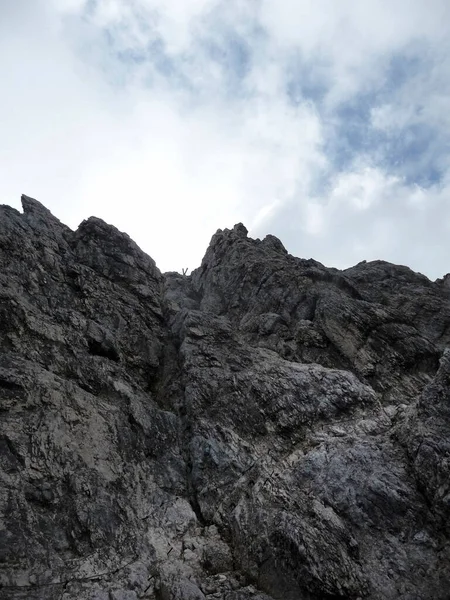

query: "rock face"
(0, 196), (449, 600)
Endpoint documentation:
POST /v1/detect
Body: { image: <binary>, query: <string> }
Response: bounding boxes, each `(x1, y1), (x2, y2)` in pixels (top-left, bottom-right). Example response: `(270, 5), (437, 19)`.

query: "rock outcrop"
(0, 195), (449, 600)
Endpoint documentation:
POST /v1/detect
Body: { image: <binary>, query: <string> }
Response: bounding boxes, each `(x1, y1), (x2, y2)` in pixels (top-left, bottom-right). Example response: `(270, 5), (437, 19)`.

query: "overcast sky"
(1, 0), (449, 278)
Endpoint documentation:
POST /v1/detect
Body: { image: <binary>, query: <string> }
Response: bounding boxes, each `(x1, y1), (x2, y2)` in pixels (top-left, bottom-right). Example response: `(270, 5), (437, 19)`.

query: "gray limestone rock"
(0, 195), (449, 599)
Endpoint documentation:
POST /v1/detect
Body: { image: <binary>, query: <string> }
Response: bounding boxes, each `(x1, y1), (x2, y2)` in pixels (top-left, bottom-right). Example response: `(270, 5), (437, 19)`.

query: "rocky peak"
(0, 197), (449, 600)
(233, 223), (248, 238)
(73, 216), (161, 288)
(261, 234), (287, 255)
(21, 193), (54, 217)
(21, 193), (71, 238)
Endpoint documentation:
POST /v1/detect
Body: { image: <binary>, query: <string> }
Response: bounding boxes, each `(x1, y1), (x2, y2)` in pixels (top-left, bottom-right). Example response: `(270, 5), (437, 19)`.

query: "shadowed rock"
(0, 195), (449, 599)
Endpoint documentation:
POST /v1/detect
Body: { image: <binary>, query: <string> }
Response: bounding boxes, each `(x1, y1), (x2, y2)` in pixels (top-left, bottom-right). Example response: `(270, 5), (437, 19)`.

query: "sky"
(1, 0), (449, 278)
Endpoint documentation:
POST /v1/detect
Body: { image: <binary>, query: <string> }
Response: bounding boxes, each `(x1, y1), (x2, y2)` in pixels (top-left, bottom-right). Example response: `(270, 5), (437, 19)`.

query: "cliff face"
(1, 195), (449, 600)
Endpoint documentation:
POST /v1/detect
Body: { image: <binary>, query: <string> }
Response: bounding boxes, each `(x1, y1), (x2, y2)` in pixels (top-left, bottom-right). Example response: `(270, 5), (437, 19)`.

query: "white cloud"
(1, 0), (449, 278)
(259, 0), (449, 104)
(330, 166), (395, 212)
(264, 165), (450, 279)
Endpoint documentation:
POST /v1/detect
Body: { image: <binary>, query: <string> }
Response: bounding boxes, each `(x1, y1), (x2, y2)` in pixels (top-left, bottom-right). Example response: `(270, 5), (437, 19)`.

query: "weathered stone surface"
(0, 197), (449, 599)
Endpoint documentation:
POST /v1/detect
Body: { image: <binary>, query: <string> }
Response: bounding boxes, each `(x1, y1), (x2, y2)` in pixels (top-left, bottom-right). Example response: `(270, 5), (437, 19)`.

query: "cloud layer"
(1, 0), (449, 278)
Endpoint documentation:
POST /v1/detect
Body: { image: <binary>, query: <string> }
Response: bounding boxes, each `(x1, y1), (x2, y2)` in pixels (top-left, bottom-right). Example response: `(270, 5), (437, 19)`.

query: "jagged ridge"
(0, 195), (449, 600)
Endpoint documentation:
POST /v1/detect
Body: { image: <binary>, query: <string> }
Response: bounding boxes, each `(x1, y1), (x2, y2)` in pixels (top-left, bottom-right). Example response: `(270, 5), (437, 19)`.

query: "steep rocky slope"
(0, 195), (449, 600)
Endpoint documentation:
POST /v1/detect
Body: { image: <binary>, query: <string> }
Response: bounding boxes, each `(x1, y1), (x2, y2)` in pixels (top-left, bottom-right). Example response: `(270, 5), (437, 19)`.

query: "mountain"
(1, 195), (449, 600)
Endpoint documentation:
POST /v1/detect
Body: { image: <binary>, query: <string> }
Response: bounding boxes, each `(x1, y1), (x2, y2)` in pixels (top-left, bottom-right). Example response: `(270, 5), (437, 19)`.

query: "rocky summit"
(1, 195), (449, 600)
